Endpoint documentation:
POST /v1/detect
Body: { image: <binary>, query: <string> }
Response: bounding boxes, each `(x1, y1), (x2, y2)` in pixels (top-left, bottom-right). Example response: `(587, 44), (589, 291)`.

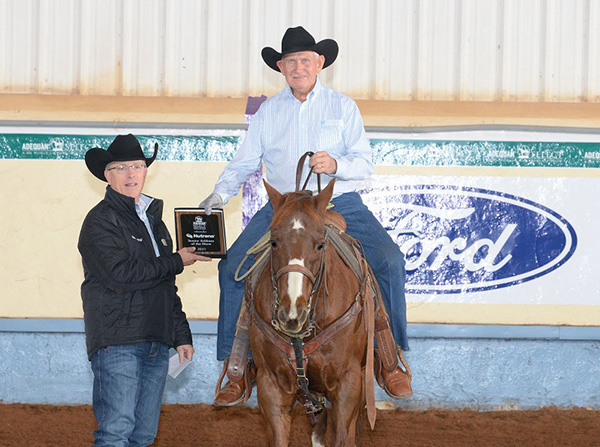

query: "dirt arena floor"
(1, 403), (599, 446)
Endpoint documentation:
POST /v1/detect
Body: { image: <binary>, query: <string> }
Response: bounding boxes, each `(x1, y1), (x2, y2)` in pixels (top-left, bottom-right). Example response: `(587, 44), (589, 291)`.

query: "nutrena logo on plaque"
(174, 208), (227, 258)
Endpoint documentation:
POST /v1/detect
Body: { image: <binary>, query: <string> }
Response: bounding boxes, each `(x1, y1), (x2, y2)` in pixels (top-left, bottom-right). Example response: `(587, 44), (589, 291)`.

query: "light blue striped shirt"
(135, 194), (160, 257)
(213, 77), (374, 203)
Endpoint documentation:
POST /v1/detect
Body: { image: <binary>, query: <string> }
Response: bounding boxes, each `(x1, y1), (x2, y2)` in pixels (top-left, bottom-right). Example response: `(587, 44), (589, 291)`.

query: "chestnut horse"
(245, 180), (377, 447)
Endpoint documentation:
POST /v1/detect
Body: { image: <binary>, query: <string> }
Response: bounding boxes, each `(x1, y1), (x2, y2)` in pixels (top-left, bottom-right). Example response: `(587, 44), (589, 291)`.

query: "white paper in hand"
(168, 353), (191, 379)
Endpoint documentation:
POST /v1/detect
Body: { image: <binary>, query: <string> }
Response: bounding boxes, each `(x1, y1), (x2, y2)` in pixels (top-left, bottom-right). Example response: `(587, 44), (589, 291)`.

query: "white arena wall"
(1, 0), (599, 408)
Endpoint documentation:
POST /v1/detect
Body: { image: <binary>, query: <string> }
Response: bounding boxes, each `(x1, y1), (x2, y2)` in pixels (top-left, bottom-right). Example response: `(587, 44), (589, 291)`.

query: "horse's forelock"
(270, 192), (326, 231)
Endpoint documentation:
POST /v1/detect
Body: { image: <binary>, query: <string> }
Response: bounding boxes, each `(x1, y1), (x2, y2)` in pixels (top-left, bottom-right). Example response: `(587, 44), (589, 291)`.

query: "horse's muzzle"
(277, 307), (308, 334)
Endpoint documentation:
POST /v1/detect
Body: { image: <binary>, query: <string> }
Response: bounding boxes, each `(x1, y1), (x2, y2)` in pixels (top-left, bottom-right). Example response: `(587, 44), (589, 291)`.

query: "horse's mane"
(270, 190), (326, 230)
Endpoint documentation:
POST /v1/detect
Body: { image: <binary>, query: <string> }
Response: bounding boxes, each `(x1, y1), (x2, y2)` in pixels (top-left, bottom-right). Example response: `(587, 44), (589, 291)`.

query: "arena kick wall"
(0, 97), (599, 409)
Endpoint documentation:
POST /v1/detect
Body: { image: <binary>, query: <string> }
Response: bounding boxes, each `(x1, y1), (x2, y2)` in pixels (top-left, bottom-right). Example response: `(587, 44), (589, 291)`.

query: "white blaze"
(291, 218), (304, 230)
(287, 258), (305, 319)
(311, 432), (325, 447)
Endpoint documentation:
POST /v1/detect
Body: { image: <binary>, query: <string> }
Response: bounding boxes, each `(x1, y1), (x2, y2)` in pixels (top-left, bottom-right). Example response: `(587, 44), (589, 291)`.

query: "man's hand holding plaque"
(199, 193), (223, 215)
(177, 246), (212, 265)
(175, 200), (227, 258)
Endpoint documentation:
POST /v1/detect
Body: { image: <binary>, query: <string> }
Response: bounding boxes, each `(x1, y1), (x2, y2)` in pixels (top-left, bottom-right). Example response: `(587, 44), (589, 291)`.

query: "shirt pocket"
(317, 119), (344, 151)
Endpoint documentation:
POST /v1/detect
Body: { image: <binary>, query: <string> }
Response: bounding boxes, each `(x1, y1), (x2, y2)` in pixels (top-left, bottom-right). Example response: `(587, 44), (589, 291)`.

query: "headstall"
(269, 233), (328, 339)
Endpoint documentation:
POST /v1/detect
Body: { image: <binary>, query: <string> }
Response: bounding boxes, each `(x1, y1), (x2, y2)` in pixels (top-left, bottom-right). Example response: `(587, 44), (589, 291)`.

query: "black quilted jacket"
(78, 186), (191, 359)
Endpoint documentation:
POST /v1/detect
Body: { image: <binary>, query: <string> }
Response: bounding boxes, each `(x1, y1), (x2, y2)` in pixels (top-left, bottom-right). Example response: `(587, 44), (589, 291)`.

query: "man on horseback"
(199, 26), (412, 406)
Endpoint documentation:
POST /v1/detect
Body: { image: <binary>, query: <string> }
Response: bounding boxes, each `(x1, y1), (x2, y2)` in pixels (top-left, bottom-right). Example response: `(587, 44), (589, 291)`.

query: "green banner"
(1, 133), (600, 168)
(370, 139), (600, 168)
(0, 134), (240, 162)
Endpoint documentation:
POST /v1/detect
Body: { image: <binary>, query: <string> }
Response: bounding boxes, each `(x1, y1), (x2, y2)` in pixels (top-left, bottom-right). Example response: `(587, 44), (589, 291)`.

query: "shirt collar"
(135, 194), (153, 214)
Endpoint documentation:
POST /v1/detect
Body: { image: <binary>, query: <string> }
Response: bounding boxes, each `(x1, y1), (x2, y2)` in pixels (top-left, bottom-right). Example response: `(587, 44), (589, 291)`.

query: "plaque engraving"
(174, 208), (226, 258)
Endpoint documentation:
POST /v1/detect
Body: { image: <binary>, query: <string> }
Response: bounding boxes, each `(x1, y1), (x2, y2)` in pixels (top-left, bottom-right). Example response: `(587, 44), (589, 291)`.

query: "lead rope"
(234, 231), (271, 282)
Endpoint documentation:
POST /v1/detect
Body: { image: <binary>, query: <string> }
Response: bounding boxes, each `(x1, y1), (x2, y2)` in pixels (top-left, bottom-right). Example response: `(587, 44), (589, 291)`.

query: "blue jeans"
(90, 342), (169, 447)
(216, 192), (408, 361)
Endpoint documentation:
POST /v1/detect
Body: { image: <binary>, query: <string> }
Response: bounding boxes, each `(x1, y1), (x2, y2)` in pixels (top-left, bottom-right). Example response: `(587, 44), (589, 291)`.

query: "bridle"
(269, 232), (329, 339)
(269, 150), (328, 339)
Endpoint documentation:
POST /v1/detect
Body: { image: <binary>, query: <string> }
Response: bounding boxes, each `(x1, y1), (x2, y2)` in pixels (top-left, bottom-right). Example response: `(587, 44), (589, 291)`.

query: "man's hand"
(309, 151), (337, 175)
(178, 246), (212, 266)
(199, 193), (223, 215)
(176, 344), (194, 363)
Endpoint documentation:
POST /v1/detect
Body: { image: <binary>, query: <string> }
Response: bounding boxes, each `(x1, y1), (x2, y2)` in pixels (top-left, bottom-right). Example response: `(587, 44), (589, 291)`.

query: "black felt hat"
(85, 134), (157, 181)
(261, 26), (339, 72)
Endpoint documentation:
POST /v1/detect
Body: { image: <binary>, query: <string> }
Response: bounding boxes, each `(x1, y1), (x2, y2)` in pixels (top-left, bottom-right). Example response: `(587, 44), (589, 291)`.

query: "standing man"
(79, 134), (210, 446)
(200, 26), (412, 405)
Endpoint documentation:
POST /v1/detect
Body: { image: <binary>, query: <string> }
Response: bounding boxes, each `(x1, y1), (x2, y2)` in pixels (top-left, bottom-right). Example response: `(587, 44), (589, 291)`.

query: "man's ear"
(276, 59), (284, 72)
(104, 170), (110, 183)
(316, 54), (325, 72)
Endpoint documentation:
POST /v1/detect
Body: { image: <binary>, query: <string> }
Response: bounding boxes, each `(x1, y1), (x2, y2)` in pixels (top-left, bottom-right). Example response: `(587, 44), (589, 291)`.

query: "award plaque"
(174, 208), (227, 258)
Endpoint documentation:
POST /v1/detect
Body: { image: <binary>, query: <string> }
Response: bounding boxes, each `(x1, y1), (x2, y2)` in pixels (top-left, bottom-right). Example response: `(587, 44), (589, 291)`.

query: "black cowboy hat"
(261, 26), (339, 72)
(85, 134), (157, 181)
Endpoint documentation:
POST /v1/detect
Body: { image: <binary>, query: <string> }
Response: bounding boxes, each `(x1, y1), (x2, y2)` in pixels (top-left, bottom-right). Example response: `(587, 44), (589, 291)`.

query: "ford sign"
(360, 185), (577, 294)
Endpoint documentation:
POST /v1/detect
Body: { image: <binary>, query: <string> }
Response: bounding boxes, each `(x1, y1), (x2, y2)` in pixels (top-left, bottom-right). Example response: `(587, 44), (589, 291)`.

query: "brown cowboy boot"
(374, 347), (412, 399)
(214, 359), (256, 406)
(214, 305), (255, 406)
(374, 314), (413, 399)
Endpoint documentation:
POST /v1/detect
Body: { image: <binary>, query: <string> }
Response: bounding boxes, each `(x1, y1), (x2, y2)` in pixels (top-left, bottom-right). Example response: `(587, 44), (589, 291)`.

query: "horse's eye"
(271, 240), (278, 249)
(316, 242), (325, 251)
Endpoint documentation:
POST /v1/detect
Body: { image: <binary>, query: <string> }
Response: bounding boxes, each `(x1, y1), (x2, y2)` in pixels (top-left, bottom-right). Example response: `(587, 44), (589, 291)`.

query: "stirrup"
(373, 348), (385, 390)
(214, 358), (254, 406)
(374, 346), (412, 392)
(214, 358), (230, 398)
(397, 346), (412, 383)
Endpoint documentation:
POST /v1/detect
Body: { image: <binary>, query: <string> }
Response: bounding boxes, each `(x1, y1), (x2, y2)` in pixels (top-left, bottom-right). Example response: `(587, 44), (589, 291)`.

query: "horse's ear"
(264, 180), (285, 213)
(315, 179), (336, 212)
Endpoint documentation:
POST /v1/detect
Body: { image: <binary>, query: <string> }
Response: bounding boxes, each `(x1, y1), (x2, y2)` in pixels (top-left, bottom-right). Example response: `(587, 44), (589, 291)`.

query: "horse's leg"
(256, 372), (296, 447)
(328, 371), (364, 447)
(310, 408), (327, 447)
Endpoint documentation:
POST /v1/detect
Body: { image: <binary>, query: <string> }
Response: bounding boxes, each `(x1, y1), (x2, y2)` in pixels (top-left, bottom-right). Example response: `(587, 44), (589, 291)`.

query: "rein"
(295, 151), (321, 193)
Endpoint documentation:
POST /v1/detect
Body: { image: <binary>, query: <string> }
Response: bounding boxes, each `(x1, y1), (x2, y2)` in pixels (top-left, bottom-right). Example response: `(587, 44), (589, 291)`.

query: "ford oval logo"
(362, 185), (578, 293)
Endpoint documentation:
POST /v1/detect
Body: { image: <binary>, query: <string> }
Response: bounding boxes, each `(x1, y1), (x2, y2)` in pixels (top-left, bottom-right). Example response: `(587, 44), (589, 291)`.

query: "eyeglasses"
(106, 163), (147, 173)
